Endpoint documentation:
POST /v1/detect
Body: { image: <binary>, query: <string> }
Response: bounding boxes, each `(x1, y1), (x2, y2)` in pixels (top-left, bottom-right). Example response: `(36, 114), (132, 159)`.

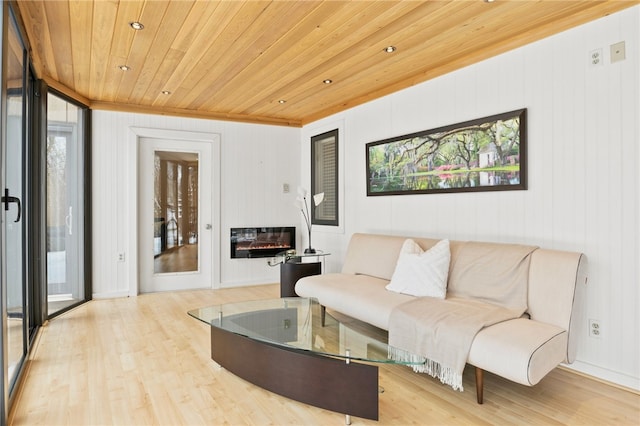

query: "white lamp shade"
(313, 192), (325, 206)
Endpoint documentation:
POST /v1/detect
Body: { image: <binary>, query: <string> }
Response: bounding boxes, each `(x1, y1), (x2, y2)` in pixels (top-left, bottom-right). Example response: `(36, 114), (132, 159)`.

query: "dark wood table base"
(211, 325), (379, 421)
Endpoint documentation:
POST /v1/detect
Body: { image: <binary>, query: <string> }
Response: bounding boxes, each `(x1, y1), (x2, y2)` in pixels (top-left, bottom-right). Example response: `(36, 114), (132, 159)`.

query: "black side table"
(268, 250), (330, 297)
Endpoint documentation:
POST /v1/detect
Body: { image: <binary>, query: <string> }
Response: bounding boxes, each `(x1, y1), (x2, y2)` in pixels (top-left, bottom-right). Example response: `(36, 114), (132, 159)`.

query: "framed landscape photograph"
(366, 109), (527, 196)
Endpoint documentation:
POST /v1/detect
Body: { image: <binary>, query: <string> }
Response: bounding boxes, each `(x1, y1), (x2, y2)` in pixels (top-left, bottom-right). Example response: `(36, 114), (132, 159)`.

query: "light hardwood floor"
(9, 284), (640, 425)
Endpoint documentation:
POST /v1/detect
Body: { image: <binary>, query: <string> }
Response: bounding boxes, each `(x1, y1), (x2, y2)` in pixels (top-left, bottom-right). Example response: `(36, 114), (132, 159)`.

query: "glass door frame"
(1, 2), (32, 417)
(43, 86), (92, 319)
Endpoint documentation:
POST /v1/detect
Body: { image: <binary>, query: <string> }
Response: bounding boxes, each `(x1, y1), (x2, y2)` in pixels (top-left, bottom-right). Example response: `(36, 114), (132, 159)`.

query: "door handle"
(2, 188), (21, 223)
(65, 206), (73, 235)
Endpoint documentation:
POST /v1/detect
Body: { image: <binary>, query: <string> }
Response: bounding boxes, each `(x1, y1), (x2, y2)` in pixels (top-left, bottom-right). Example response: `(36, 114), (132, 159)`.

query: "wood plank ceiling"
(17, 0), (637, 127)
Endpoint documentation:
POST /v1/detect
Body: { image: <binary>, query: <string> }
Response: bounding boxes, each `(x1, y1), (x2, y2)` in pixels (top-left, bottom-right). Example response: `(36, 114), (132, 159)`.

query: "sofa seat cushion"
(467, 318), (568, 386)
(295, 273), (415, 330)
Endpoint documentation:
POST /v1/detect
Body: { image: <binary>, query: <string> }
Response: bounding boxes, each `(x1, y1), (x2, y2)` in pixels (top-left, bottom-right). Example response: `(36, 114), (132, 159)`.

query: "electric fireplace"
(230, 227), (296, 258)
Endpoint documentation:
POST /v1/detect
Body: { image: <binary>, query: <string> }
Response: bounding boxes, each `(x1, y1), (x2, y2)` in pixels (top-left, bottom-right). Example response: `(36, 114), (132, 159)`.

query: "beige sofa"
(295, 233), (587, 403)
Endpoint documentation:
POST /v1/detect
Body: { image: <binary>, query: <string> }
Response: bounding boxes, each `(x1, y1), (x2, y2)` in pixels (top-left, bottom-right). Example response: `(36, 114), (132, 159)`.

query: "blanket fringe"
(388, 347), (464, 391)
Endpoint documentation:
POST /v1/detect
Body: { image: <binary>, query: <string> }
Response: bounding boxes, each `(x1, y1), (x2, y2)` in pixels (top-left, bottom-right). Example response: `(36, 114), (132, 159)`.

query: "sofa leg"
(475, 367), (484, 404)
(321, 305), (326, 327)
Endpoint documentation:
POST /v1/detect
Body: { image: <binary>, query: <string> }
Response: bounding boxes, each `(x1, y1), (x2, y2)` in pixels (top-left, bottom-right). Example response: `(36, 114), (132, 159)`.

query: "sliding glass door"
(46, 93), (87, 316)
(1, 5), (29, 417)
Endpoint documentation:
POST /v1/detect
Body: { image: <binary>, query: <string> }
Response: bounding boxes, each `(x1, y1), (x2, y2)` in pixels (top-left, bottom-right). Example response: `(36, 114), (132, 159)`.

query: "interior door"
(138, 138), (213, 292)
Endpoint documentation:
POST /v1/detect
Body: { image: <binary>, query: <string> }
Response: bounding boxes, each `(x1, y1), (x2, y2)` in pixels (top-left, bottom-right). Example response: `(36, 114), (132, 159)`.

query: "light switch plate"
(610, 41), (626, 63)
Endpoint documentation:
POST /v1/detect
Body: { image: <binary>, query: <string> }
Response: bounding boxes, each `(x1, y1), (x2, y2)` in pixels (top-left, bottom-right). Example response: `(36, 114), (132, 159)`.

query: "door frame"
(129, 127), (221, 296)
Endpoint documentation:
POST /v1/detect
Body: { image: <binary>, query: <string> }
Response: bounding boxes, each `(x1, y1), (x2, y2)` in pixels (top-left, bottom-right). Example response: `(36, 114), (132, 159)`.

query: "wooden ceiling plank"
(184, 0), (334, 111)
(180, 2), (424, 115)
(149, 2), (222, 107)
(240, 1), (453, 118)
(6, 24), (25, 82)
(99, 0), (145, 101)
(69, 1), (93, 97)
(114, 0), (172, 103)
(169, 0), (220, 54)
(127, 1), (196, 103)
(20, 0), (59, 81)
(43, 1), (75, 89)
(246, 0), (463, 117)
(153, 2), (242, 107)
(203, 0), (393, 113)
(145, 49), (185, 106)
(320, 2), (497, 91)
(15, 2), (45, 79)
(174, 1), (296, 109)
(254, 0), (594, 120)
(100, 54), (128, 102)
(285, 3), (548, 120)
(142, 0), (223, 107)
(89, 0), (118, 100)
(331, 1), (615, 104)
(210, 0), (429, 116)
(136, 1), (244, 105)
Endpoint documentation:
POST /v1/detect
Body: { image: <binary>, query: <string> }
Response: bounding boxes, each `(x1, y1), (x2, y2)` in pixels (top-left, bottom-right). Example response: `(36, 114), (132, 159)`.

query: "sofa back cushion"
(448, 241), (537, 312)
(342, 233), (440, 279)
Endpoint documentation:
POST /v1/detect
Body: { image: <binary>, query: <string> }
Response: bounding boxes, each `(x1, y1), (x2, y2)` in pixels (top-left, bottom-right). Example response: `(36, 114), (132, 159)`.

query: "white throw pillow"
(385, 239), (450, 298)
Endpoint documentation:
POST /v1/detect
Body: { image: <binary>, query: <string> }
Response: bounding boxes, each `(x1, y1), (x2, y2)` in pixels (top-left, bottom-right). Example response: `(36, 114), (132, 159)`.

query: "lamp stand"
(305, 228), (316, 253)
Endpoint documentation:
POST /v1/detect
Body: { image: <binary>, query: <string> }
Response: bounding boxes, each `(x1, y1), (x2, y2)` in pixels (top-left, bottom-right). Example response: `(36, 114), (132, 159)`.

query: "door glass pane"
(5, 15), (26, 389)
(47, 93), (85, 315)
(154, 151), (198, 273)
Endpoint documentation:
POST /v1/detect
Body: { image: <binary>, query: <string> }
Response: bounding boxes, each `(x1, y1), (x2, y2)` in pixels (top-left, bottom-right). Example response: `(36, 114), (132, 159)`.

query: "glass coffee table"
(189, 297), (425, 424)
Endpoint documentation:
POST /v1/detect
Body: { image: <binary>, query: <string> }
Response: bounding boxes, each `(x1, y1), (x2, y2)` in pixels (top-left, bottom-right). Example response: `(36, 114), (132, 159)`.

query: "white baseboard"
(564, 360), (640, 392)
(92, 291), (130, 299)
(219, 280), (278, 289)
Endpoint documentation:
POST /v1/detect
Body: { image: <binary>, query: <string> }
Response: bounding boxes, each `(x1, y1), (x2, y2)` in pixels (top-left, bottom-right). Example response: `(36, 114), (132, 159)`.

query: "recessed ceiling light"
(161, 90), (171, 95)
(118, 65), (131, 71)
(323, 79), (333, 84)
(278, 100), (286, 104)
(384, 46), (397, 53)
(130, 21), (144, 30)
(484, 0), (495, 3)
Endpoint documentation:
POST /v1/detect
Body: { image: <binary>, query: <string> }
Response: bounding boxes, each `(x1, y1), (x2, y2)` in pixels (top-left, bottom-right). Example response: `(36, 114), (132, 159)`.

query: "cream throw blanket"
(388, 242), (537, 391)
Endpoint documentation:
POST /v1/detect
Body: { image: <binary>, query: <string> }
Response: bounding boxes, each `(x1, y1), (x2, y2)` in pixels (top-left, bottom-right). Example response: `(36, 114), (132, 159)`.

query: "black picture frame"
(366, 108), (527, 196)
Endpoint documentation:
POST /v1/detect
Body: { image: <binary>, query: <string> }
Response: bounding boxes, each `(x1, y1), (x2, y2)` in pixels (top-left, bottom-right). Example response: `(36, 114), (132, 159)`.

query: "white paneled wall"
(303, 7), (639, 389)
(92, 112), (301, 297)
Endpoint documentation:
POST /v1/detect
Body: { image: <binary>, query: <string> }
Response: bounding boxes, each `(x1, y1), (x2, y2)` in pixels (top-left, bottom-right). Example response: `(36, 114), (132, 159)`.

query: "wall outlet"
(589, 48), (603, 67)
(589, 319), (601, 338)
(117, 252), (125, 262)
